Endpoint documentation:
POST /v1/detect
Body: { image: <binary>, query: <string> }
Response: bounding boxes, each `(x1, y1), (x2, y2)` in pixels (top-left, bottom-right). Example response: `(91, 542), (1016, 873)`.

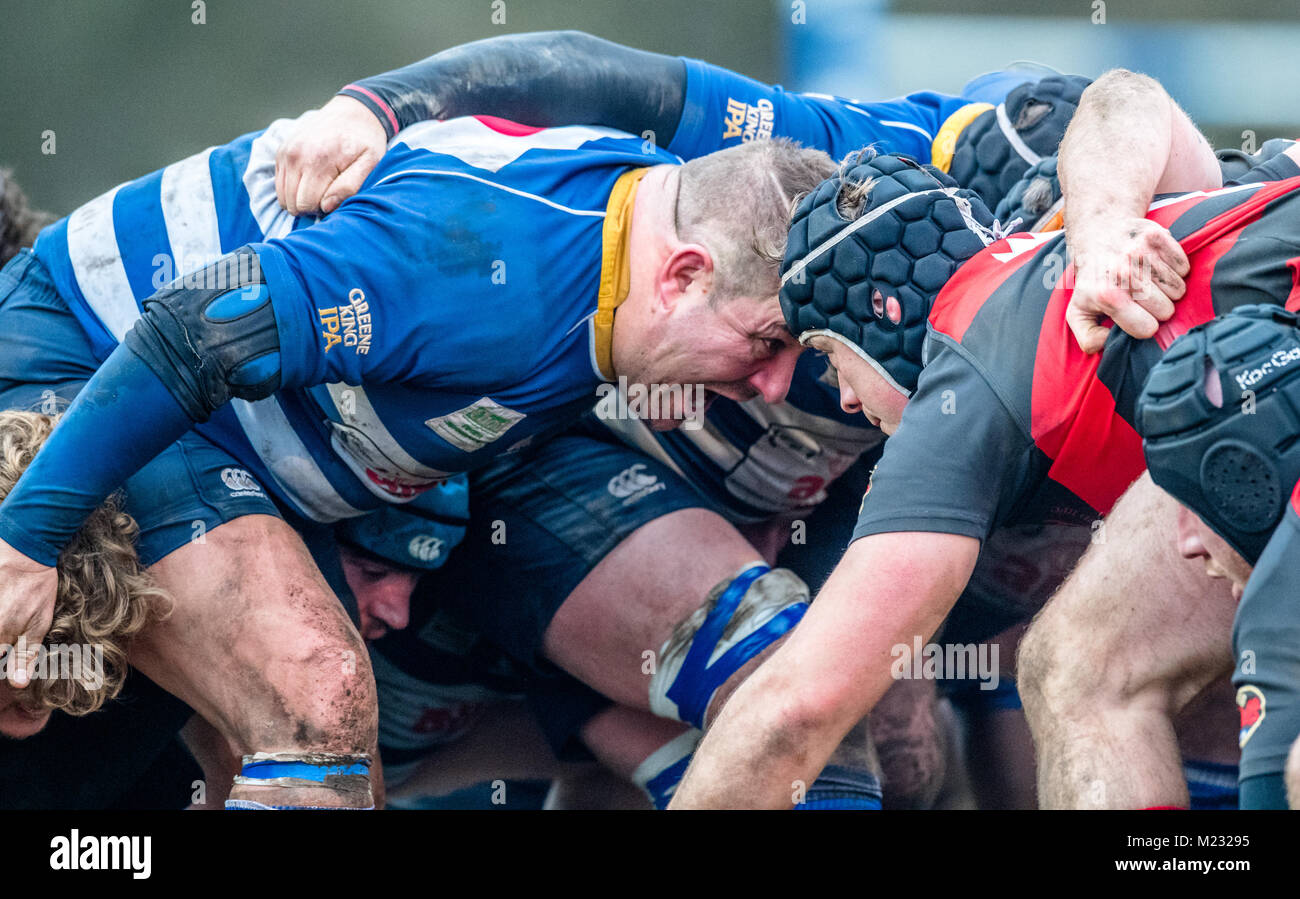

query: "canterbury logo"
(220, 468), (262, 494)
(407, 534), (444, 563)
(607, 463), (659, 498)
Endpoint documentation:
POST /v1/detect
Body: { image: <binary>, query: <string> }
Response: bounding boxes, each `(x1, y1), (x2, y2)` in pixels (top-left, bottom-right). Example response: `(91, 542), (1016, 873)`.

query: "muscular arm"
(340, 30), (686, 143)
(1061, 69), (1222, 352)
(669, 530), (980, 808)
(279, 32), (686, 215)
(1061, 69), (1220, 223)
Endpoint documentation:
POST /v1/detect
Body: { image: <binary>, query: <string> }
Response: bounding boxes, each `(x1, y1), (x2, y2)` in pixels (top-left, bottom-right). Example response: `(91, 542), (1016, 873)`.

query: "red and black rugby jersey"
(853, 172), (1300, 544)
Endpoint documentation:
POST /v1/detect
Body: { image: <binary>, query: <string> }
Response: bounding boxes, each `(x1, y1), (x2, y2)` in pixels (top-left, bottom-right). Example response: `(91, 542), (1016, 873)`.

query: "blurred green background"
(3, 0), (1298, 215)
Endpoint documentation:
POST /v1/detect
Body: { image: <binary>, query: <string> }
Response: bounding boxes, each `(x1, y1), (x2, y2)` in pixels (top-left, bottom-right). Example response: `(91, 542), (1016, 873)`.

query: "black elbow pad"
(125, 246), (282, 422)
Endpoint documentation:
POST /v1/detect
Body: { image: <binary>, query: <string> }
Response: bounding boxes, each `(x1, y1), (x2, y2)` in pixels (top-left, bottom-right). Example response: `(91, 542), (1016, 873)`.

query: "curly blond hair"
(0, 410), (171, 715)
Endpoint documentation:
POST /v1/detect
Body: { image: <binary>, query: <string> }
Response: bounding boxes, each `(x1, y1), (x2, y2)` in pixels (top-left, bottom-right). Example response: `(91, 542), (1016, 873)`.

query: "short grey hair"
(675, 137), (836, 304)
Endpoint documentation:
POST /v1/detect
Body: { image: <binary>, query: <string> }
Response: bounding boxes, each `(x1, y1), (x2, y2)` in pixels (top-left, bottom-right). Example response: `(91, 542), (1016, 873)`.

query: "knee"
(1016, 613), (1065, 708)
(267, 618), (377, 754)
(648, 564), (809, 729)
(1286, 736), (1300, 809)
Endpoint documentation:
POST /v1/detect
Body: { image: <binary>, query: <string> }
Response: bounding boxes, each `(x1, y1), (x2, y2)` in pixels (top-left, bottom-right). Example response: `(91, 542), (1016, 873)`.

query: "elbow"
(1082, 68), (1166, 112)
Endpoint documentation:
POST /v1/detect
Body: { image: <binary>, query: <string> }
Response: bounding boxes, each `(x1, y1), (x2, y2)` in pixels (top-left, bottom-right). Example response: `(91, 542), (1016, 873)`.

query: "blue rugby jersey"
(30, 115), (678, 525)
(667, 57), (1001, 165)
(603, 62), (1025, 521)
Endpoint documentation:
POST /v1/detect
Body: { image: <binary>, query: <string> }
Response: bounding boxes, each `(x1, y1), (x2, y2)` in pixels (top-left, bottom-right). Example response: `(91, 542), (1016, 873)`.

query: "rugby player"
(0, 94), (833, 809)
(274, 31), (1094, 807)
(660, 73), (1300, 806)
(1135, 305), (1300, 808)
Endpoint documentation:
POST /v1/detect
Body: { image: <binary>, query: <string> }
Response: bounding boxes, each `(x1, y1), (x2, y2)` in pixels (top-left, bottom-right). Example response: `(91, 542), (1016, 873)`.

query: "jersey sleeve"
(669, 57), (976, 164)
(851, 346), (1034, 543)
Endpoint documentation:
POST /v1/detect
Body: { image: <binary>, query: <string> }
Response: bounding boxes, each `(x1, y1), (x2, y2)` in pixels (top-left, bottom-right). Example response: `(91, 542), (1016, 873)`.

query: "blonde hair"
(0, 410), (171, 715)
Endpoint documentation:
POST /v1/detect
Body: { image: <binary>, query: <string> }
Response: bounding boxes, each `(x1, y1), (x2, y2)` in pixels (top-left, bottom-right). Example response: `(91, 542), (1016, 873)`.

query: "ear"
(657, 244), (713, 312)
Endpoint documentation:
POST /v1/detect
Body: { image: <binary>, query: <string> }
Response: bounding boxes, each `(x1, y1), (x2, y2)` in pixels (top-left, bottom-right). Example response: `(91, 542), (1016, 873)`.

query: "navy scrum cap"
(779, 151), (1001, 396)
(335, 475), (469, 571)
(1138, 305), (1300, 564)
(949, 74), (1092, 211)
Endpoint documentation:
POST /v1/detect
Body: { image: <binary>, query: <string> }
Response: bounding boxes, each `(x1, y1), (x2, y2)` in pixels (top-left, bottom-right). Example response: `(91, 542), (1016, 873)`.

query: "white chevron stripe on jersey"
(244, 118), (299, 240)
(231, 396), (365, 522)
(323, 383), (453, 502)
(64, 184), (138, 342)
(160, 147), (223, 278)
(391, 117), (632, 174)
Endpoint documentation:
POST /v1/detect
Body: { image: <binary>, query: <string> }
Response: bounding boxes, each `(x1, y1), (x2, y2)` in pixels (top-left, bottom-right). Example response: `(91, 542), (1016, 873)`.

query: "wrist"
(336, 85), (399, 140)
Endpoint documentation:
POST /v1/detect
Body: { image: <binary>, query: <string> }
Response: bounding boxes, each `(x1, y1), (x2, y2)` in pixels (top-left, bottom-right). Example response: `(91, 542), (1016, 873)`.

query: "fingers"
(2, 630), (45, 688)
(1065, 302), (1112, 355)
(293, 159), (341, 217)
(320, 154), (377, 214)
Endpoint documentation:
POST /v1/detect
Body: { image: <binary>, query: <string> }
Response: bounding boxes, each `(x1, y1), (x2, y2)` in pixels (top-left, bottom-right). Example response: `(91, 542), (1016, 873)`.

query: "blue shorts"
(422, 420), (710, 673)
(0, 251), (283, 567)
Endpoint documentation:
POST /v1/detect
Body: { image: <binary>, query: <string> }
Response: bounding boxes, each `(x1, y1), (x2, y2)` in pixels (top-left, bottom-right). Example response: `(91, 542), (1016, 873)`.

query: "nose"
(366, 575), (416, 633)
(838, 377), (862, 415)
(1175, 505), (1206, 560)
(747, 346), (802, 404)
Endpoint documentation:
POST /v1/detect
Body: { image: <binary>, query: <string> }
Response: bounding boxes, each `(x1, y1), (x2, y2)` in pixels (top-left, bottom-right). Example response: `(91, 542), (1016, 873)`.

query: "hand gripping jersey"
(853, 174), (1300, 543)
(31, 116), (680, 523)
(603, 62), (1020, 521)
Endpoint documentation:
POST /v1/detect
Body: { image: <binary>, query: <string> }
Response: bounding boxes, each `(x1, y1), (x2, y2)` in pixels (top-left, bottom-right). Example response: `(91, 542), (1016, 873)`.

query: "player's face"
(0, 680), (52, 739)
(338, 545), (420, 642)
(623, 292), (803, 428)
(1174, 504), (1253, 601)
(807, 335), (908, 434)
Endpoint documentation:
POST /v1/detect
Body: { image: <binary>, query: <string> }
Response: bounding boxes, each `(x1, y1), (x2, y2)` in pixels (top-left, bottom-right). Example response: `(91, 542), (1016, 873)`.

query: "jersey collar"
(592, 167), (650, 381)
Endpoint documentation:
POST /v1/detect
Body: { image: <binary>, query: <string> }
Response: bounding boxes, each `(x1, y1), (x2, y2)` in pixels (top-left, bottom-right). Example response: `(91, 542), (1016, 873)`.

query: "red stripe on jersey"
(1030, 282), (1146, 515)
(473, 115), (545, 137)
(929, 233), (1052, 341)
(1291, 477), (1300, 518)
(1285, 257), (1300, 312)
(1152, 230), (1245, 350)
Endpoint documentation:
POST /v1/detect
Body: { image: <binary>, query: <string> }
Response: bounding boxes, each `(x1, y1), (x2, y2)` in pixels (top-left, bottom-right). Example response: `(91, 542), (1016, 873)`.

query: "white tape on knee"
(648, 563), (810, 724)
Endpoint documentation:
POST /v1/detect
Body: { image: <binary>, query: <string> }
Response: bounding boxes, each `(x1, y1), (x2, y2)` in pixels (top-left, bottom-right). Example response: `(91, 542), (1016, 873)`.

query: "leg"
(130, 514), (378, 808)
(1018, 473), (1235, 808)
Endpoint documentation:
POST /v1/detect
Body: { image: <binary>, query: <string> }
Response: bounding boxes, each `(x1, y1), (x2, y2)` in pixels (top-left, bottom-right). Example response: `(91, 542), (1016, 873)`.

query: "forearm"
(671, 531), (977, 808)
(1061, 69), (1218, 231)
(671, 635), (857, 808)
(339, 30), (686, 143)
(0, 249), (283, 565)
(0, 346), (194, 565)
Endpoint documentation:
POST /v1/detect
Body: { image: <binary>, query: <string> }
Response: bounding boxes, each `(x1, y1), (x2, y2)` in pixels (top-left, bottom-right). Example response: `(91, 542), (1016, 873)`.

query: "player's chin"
(647, 417), (684, 432)
(0, 704), (52, 740)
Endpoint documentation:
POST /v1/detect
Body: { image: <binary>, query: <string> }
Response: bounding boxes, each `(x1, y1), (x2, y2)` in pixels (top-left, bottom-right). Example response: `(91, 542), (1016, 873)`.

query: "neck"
(614, 165), (678, 375)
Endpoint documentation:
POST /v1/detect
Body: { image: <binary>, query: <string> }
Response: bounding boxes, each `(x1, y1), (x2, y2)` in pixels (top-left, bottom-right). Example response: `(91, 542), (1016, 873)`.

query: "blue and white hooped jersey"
(34, 115), (678, 521)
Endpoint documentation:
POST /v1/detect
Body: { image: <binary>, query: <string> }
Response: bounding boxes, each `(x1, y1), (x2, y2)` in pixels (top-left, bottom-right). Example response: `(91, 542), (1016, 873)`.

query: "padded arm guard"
(339, 31), (687, 144)
(124, 247), (282, 423)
